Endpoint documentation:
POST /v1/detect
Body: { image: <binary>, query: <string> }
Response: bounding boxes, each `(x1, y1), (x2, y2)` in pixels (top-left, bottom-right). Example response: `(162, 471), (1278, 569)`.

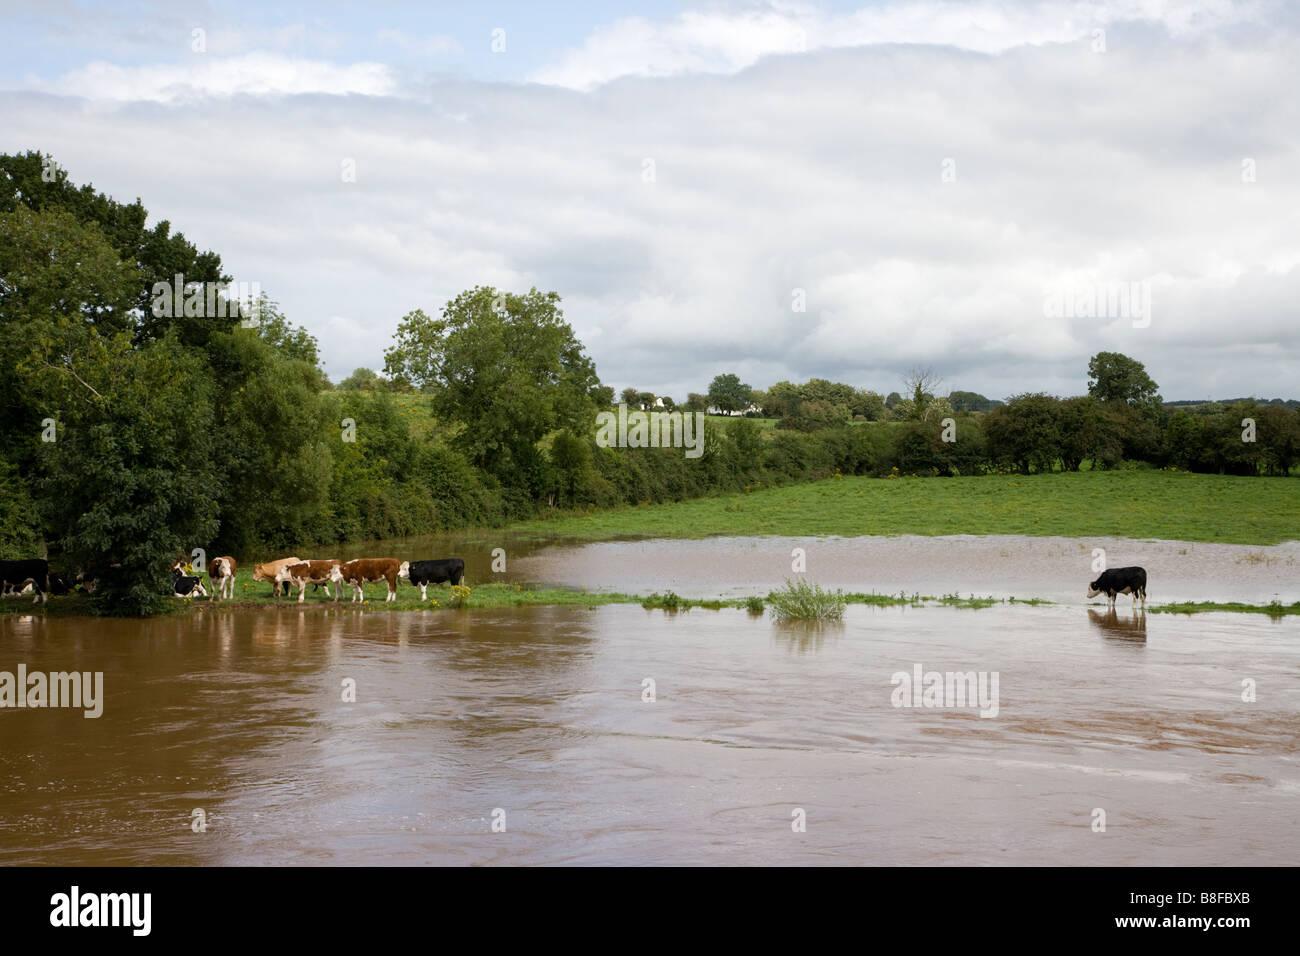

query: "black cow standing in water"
(1088, 566), (1147, 609)
(399, 558), (466, 600)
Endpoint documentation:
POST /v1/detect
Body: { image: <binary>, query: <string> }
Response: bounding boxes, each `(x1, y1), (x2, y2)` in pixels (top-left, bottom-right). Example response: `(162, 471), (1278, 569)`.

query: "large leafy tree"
(0, 150), (234, 346)
(985, 393), (1063, 473)
(387, 288), (602, 490)
(1087, 351), (1162, 416)
(1058, 395), (1124, 470)
(26, 331), (222, 615)
(205, 326), (333, 553)
(0, 204), (140, 462)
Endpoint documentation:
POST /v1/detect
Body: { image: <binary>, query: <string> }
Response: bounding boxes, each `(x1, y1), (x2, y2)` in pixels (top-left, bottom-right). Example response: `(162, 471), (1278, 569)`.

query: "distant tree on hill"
(339, 367), (383, 391)
(948, 390), (1001, 413)
(1087, 352), (1162, 417)
(850, 389), (887, 421)
(707, 373), (753, 414)
(904, 366), (943, 421)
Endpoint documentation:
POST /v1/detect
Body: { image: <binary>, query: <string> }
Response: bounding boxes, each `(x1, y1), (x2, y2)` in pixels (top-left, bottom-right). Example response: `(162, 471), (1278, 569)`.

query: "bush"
(767, 578), (846, 622)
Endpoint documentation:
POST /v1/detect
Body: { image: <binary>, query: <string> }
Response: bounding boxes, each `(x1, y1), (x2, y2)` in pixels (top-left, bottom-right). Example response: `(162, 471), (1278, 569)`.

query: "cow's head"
(1087, 580), (1102, 598)
(398, 561), (410, 579)
(328, 564), (346, 586)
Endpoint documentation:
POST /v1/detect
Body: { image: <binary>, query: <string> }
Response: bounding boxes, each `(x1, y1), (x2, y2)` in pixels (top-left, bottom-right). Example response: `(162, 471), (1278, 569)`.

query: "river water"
(2, 532), (1296, 865)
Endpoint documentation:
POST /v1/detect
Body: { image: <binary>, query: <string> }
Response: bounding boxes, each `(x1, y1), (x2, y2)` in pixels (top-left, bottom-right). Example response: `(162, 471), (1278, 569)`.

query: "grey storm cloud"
(2, 3), (1297, 402)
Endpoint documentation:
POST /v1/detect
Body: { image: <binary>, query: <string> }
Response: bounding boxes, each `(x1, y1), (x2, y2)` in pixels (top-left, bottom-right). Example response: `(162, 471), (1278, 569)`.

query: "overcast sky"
(2, 0), (1298, 401)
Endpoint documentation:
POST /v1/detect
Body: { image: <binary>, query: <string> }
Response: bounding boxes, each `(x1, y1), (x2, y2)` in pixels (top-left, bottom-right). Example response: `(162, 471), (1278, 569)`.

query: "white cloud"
(529, 0), (1275, 90)
(44, 53), (396, 101)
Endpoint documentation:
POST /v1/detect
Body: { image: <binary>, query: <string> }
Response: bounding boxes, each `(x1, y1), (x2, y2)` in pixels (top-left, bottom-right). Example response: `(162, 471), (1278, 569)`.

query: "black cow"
(0, 559), (49, 604)
(172, 566), (209, 598)
(399, 558), (465, 600)
(1088, 566), (1147, 608)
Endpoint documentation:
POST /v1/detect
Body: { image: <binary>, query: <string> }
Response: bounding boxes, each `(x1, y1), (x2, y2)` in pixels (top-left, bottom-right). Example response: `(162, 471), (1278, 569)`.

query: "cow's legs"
(420, 583), (428, 601)
(386, 577), (396, 602)
(297, 580), (307, 604)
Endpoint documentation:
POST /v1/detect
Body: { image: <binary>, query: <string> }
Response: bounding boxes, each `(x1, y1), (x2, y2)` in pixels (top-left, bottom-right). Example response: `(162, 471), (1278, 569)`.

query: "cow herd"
(0, 555), (467, 605)
(245, 556), (467, 604)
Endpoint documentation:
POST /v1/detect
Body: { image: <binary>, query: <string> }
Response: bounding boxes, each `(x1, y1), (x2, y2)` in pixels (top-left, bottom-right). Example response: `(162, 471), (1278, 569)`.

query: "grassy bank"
(505, 469), (1299, 545)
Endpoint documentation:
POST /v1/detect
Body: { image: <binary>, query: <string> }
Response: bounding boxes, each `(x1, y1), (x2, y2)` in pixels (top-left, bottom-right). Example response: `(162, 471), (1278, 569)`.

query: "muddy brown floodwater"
(1, 568), (1296, 864)
(507, 534), (1300, 604)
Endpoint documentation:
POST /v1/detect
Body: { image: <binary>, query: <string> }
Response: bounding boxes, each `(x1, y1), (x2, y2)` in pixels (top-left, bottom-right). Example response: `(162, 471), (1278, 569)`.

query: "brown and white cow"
(209, 556), (237, 601)
(253, 556), (302, 597)
(276, 560), (342, 603)
(335, 558), (404, 603)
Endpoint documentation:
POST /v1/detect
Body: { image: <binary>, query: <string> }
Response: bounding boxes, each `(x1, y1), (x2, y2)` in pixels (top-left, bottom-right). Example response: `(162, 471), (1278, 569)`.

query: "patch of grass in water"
(937, 593), (1000, 609)
(767, 578), (847, 622)
(1150, 600), (1300, 617)
(840, 590), (923, 607)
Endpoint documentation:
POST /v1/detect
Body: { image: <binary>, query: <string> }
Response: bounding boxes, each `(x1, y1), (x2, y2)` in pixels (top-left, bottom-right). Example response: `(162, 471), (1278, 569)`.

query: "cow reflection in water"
(1087, 607), (1147, 642)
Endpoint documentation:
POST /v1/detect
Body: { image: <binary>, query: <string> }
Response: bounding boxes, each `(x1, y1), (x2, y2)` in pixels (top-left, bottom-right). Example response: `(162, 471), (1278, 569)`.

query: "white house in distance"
(616, 393), (761, 415)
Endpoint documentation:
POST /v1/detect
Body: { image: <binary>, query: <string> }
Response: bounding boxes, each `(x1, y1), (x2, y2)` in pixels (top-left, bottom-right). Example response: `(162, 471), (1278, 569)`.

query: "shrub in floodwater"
(642, 591), (684, 611)
(744, 595), (765, 615)
(767, 578), (846, 622)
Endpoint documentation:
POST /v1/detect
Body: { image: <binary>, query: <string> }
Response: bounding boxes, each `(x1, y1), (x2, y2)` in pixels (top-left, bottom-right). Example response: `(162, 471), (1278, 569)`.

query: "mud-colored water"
(510, 534), (1300, 604)
(1, 599), (1295, 865)
(311, 531), (1300, 604)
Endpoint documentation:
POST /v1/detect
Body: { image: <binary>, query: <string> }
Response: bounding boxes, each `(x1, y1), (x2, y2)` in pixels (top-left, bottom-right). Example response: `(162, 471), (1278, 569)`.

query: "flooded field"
(1, 591), (1296, 865)
(509, 534), (1300, 604)
(318, 531), (1300, 605)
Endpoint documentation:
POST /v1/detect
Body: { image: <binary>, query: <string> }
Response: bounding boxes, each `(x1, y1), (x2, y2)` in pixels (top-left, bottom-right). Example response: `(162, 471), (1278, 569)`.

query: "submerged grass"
(1149, 600), (1300, 617)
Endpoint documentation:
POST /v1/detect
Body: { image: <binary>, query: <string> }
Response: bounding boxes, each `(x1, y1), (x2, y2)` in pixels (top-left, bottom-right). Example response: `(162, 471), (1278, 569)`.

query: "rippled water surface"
(2, 587), (1296, 865)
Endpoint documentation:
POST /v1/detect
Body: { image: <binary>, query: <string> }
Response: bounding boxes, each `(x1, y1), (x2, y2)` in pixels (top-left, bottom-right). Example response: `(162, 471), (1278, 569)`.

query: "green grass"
(1149, 600), (1300, 617)
(767, 578), (847, 621)
(507, 470), (1299, 545)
